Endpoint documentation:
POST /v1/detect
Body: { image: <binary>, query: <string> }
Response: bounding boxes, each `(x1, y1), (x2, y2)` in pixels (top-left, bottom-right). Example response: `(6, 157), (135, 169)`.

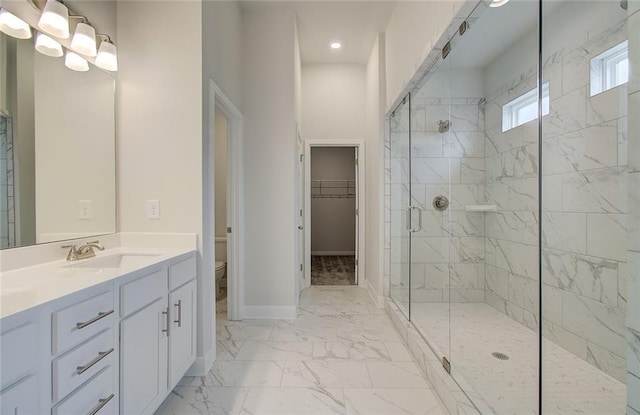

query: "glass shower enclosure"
(388, 0), (638, 413)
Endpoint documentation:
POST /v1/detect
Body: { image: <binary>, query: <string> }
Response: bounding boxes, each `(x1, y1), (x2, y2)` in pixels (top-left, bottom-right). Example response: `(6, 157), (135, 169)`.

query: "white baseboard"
(366, 280), (385, 308)
(244, 305), (297, 320)
(186, 346), (215, 376)
(311, 251), (356, 256)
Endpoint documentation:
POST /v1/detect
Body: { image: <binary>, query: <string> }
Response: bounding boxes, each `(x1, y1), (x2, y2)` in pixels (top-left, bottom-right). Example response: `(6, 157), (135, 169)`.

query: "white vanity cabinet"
(119, 255), (197, 415)
(0, 316), (44, 415)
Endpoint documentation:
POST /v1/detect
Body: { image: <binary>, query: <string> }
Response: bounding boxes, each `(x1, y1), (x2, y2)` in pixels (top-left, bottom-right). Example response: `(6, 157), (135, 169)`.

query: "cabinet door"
(168, 280), (196, 388)
(120, 298), (168, 415)
(0, 376), (39, 415)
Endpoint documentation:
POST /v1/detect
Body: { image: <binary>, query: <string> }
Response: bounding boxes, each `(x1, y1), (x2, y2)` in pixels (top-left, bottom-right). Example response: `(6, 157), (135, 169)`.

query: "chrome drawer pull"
(87, 393), (114, 415)
(162, 307), (170, 336)
(76, 348), (115, 375)
(174, 300), (182, 327)
(76, 310), (114, 330)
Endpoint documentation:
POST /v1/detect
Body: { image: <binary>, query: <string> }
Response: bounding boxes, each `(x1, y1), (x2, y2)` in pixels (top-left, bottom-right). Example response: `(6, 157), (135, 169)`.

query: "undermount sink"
(69, 253), (161, 269)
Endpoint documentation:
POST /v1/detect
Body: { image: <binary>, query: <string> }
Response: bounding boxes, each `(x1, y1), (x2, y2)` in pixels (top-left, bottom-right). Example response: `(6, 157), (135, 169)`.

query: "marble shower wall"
(626, 1), (640, 413)
(0, 115), (15, 249)
(483, 4), (629, 382)
(408, 97), (485, 303)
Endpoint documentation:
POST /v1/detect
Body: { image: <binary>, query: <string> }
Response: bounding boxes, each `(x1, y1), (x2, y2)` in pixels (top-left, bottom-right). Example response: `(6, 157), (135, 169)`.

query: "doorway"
(304, 141), (365, 288)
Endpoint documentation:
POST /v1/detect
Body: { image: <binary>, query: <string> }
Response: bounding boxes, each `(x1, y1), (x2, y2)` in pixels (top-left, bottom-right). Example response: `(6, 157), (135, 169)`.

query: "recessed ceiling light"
(489, 0), (510, 7)
(330, 42), (341, 50)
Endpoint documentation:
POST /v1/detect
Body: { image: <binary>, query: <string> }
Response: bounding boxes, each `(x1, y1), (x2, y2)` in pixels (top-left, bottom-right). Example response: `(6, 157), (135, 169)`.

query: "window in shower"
(501, 82), (549, 132)
(590, 40), (629, 96)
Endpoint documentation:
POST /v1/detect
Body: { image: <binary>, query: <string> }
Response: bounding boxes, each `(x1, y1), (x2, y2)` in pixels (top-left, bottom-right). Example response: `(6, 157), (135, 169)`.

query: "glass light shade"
(0, 8), (32, 39)
(65, 50), (89, 71)
(38, 0), (69, 39)
(95, 41), (118, 71)
(489, 0), (510, 7)
(71, 22), (96, 56)
(35, 32), (63, 57)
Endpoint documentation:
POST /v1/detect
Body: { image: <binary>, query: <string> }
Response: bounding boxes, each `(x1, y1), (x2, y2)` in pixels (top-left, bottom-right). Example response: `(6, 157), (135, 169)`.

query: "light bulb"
(0, 8), (32, 39)
(71, 22), (96, 56)
(35, 32), (63, 57)
(38, 0), (69, 39)
(65, 50), (89, 71)
(330, 42), (342, 49)
(95, 40), (118, 71)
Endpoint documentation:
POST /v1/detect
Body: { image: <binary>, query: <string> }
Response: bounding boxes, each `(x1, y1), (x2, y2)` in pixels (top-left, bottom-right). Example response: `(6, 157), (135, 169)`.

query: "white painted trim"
(243, 306), (297, 320)
(185, 346), (216, 377)
(214, 237), (227, 243)
(366, 279), (385, 308)
(311, 251), (356, 256)
(304, 139), (366, 289)
(208, 80), (245, 322)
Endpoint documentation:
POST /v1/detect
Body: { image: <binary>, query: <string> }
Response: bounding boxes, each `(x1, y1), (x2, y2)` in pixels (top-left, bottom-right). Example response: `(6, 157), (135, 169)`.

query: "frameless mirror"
(0, 31), (116, 249)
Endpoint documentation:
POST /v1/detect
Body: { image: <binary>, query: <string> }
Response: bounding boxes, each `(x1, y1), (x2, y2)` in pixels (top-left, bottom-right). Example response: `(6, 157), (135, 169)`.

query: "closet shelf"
(311, 180), (356, 199)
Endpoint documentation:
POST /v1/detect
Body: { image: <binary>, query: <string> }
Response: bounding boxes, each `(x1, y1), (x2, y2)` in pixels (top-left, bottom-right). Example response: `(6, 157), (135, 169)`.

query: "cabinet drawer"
(120, 269), (167, 317)
(0, 323), (37, 390)
(52, 367), (115, 415)
(168, 257), (196, 291)
(52, 291), (114, 355)
(53, 329), (115, 401)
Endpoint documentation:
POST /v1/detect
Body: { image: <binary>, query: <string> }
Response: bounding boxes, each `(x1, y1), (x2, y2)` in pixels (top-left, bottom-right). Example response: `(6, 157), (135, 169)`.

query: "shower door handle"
(406, 206), (423, 233)
(410, 206), (423, 233)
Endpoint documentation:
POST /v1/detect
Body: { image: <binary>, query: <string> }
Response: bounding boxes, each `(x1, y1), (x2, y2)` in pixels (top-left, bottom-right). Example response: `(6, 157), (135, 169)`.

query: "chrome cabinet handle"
(76, 310), (114, 330)
(76, 348), (114, 375)
(162, 307), (170, 336)
(174, 300), (182, 327)
(87, 393), (114, 415)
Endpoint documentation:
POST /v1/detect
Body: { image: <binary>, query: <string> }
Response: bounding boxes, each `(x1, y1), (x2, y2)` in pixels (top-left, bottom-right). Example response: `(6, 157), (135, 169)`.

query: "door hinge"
(300, 264), (303, 271)
(355, 259), (358, 266)
(300, 209), (303, 217)
(227, 227), (232, 234)
(300, 154), (304, 162)
(442, 357), (451, 373)
(356, 208), (359, 216)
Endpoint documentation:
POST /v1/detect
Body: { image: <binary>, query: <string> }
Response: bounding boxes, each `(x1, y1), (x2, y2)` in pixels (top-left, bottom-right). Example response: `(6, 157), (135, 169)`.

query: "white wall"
(214, 107), (228, 243)
(202, 1), (243, 111)
(365, 34), (386, 302)
(310, 147), (356, 254)
(116, 0), (208, 366)
(242, 10), (298, 316)
(384, 1), (459, 111)
(302, 64), (366, 141)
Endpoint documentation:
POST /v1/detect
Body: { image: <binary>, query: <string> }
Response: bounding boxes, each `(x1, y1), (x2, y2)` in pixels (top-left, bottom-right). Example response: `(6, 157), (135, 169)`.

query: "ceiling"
(240, 1), (395, 64)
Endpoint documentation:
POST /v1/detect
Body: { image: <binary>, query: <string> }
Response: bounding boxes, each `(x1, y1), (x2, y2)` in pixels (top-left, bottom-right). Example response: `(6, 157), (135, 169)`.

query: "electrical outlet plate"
(79, 200), (92, 220)
(146, 200), (160, 220)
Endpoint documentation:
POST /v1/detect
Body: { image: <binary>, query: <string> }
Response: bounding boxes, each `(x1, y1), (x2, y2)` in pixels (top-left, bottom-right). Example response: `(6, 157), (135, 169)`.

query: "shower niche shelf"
(465, 204), (497, 212)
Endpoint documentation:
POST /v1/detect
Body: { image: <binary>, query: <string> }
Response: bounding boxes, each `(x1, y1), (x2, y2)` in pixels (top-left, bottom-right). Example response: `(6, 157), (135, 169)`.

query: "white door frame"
(206, 79), (244, 321)
(304, 139), (366, 288)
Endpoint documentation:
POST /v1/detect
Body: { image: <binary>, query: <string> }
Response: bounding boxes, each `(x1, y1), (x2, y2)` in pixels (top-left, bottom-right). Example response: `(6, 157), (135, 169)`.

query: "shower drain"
(492, 352), (510, 360)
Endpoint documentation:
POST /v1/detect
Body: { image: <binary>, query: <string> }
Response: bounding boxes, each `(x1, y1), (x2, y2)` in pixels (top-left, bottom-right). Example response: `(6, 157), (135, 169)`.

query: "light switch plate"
(79, 200), (92, 219)
(146, 200), (160, 220)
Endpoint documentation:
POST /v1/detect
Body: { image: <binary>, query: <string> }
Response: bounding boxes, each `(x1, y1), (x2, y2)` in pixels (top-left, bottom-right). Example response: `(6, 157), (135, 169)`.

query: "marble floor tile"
(239, 387), (346, 415)
(217, 325), (274, 341)
(367, 362), (432, 388)
(384, 342), (414, 362)
(156, 386), (249, 415)
(281, 361), (372, 388)
(234, 341), (315, 361)
(312, 341), (391, 361)
(270, 325), (338, 342)
(190, 361), (285, 387)
(216, 340), (243, 361)
(344, 388), (448, 415)
(337, 326), (401, 343)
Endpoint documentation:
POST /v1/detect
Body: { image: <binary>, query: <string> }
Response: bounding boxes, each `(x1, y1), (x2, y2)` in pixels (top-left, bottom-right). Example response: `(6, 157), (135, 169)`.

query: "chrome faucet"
(62, 240), (105, 261)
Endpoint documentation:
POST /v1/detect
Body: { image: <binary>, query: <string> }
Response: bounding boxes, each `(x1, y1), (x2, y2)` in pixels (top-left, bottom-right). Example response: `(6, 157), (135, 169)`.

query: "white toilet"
(215, 261), (227, 298)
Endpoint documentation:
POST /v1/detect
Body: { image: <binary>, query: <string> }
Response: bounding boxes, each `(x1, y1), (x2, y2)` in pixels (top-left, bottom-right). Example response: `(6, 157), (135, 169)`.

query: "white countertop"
(0, 246), (195, 320)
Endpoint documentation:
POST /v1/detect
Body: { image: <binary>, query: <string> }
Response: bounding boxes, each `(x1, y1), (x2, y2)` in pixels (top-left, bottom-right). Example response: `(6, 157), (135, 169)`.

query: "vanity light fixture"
(0, 8), (32, 39)
(95, 35), (118, 71)
(71, 22), (97, 56)
(330, 41), (342, 49)
(38, 0), (70, 39)
(65, 50), (89, 71)
(489, 0), (510, 7)
(35, 32), (63, 57)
